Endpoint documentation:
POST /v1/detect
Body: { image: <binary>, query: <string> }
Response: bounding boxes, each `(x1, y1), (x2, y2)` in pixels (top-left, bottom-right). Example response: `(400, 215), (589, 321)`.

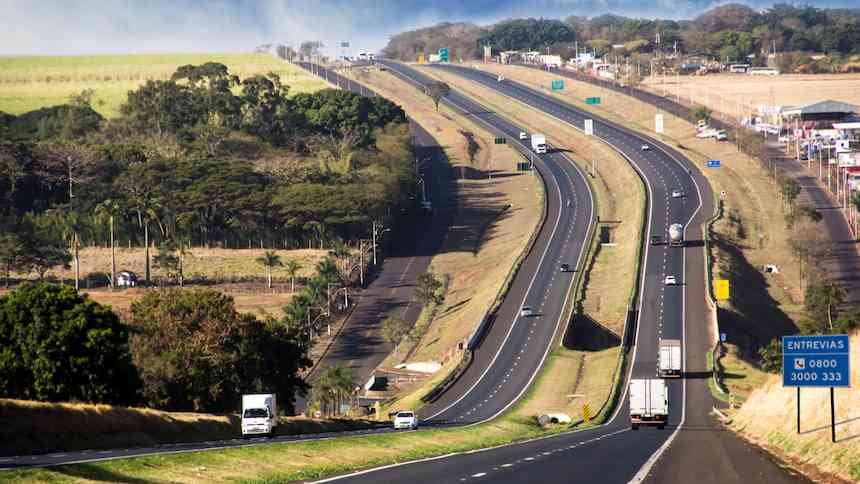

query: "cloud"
(0, 0), (852, 56)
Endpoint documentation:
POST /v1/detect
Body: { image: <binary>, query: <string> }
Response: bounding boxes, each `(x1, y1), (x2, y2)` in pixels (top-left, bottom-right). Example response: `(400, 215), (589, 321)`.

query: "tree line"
(0, 282), (309, 412)
(383, 4), (860, 72)
(0, 63), (419, 287)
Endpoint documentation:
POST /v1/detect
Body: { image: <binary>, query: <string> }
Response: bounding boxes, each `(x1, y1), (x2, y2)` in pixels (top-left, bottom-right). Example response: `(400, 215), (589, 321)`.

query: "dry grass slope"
(0, 53), (327, 117)
(732, 331), (860, 483)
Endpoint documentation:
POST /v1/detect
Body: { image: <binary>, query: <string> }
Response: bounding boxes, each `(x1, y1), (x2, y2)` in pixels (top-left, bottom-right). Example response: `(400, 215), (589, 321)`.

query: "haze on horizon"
(1, 0), (855, 57)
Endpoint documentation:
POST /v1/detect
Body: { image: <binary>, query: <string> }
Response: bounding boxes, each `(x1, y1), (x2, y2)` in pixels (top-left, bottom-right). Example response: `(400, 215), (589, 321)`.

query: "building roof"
(783, 100), (858, 117)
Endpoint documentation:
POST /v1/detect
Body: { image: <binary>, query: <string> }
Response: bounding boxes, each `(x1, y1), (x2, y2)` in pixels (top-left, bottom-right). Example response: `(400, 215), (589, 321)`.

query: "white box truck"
(658, 339), (682, 377)
(531, 133), (547, 154)
(241, 393), (278, 437)
(629, 378), (668, 430)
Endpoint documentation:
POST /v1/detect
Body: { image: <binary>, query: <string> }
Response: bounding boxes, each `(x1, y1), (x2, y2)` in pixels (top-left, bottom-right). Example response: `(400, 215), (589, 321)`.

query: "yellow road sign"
(715, 279), (730, 300)
(582, 403), (592, 423)
(417, 53), (425, 64)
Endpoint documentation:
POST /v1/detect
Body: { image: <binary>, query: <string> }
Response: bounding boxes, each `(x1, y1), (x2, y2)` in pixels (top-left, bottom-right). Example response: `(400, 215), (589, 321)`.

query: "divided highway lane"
(314, 61), (703, 483)
(377, 60), (595, 425)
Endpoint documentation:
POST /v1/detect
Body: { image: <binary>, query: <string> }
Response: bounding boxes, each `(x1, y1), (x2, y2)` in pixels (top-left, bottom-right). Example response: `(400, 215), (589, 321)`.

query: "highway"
(376, 60), (596, 425)
(313, 62), (807, 483)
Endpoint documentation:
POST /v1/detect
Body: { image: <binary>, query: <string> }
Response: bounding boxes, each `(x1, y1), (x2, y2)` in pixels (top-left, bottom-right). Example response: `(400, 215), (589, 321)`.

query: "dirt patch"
(642, 73), (860, 122)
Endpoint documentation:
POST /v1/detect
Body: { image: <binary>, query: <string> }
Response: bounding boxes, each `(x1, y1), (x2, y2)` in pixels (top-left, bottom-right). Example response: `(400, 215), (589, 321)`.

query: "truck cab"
(241, 393), (278, 437)
(531, 134), (547, 154)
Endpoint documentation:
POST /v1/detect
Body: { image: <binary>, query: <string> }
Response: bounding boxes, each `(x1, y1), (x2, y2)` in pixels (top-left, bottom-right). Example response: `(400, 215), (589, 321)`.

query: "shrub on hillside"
(128, 289), (309, 413)
(0, 282), (138, 404)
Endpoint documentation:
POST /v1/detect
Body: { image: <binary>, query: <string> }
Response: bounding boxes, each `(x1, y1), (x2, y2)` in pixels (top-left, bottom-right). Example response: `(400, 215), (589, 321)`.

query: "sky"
(0, 0), (855, 57)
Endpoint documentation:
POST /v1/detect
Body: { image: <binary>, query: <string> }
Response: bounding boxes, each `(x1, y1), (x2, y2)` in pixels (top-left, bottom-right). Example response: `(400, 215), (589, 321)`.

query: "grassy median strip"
(479, 65), (804, 392)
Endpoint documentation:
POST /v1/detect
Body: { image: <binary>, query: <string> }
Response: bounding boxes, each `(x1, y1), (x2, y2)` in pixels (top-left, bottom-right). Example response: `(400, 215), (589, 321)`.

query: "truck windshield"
(244, 408), (268, 418)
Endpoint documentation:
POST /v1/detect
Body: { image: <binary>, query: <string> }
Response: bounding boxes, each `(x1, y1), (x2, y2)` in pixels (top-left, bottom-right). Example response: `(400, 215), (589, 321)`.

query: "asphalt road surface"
(377, 60), (596, 426)
(309, 63), (807, 483)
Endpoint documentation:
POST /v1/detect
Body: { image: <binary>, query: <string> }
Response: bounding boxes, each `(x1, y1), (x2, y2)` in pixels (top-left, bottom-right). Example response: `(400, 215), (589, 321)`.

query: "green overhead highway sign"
(585, 97), (601, 105)
(438, 47), (449, 63)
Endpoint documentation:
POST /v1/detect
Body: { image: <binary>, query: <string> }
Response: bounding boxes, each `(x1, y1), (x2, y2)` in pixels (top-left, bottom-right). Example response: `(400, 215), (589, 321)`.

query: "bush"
(0, 282), (138, 404)
(128, 289), (309, 413)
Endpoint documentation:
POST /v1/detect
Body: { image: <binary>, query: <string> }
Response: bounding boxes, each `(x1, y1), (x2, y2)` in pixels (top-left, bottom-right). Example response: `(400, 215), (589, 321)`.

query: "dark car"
(650, 235), (663, 246)
(560, 263), (571, 272)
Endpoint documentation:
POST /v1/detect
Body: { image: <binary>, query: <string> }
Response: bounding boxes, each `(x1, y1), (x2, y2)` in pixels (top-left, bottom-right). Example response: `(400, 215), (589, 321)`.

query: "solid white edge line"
(447, 66), (709, 477)
(385, 61), (577, 423)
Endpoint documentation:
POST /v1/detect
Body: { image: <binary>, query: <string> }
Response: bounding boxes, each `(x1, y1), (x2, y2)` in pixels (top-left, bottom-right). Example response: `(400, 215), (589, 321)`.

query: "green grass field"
(0, 53), (327, 118)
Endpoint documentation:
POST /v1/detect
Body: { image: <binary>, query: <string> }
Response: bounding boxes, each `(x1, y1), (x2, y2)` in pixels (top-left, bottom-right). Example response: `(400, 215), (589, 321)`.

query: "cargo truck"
(531, 134), (547, 154)
(658, 339), (682, 377)
(629, 379), (668, 430)
(668, 223), (684, 247)
(241, 393), (278, 437)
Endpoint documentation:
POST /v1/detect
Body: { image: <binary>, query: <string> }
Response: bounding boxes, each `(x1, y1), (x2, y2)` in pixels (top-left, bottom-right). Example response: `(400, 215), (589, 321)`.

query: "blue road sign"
(707, 159), (720, 168)
(782, 335), (850, 388)
(551, 79), (564, 91)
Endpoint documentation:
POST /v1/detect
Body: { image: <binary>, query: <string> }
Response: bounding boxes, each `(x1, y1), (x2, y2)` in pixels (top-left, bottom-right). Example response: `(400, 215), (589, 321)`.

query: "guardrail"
(704, 197), (729, 395)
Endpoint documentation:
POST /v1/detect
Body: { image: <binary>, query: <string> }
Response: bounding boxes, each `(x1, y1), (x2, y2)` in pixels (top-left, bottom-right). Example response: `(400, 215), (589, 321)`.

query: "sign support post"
(796, 387), (800, 433)
(831, 387), (836, 443)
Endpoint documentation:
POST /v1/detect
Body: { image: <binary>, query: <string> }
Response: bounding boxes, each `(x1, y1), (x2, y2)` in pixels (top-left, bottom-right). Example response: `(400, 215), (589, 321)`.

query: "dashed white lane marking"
(501, 463), (514, 468)
(472, 472), (487, 478)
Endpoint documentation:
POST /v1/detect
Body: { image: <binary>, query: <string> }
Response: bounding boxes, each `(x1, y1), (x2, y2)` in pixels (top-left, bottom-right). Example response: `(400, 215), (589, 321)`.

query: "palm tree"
(310, 366), (355, 416)
(328, 240), (351, 279)
(284, 260), (301, 293)
(315, 257), (339, 284)
(256, 250), (282, 289)
(95, 199), (123, 290)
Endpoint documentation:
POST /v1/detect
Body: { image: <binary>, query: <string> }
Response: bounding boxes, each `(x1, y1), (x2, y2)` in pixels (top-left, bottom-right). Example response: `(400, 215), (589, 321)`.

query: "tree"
(0, 283), (139, 403)
(381, 315), (412, 346)
(802, 278), (846, 333)
(284, 260), (301, 293)
(788, 220), (830, 291)
(0, 233), (25, 288)
(691, 105), (712, 123)
(129, 289), (308, 412)
(152, 239), (187, 286)
(256, 250), (283, 289)
(315, 257), (339, 285)
(94, 199), (123, 289)
(758, 338), (782, 373)
(779, 177), (801, 213)
(308, 366), (355, 417)
(426, 82), (451, 111)
(415, 271), (444, 306)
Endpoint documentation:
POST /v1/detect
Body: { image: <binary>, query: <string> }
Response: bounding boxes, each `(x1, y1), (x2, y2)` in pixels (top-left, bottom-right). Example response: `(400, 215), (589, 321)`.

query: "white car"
(393, 411), (418, 430)
(671, 189), (684, 198)
(715, 131), (728, 141)
(520, 306), (534, 317)
(664, 275), (677, 285)
(519, 131), (528, 140)
(778, 134), (790, 143)
(641, 144), (650, 151)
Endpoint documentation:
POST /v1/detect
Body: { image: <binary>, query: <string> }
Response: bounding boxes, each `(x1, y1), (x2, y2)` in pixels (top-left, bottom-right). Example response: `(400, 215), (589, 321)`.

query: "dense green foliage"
(128, 289), (309, 413)
(384, 4), (860, 71)
(0, 283), (138, 403)
(1, 63), (417, 282)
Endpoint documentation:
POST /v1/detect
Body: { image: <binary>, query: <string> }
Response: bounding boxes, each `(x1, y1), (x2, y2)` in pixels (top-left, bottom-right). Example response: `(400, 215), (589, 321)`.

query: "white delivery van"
(241, 393), (278, 437)
(531, 134), (547, 154)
